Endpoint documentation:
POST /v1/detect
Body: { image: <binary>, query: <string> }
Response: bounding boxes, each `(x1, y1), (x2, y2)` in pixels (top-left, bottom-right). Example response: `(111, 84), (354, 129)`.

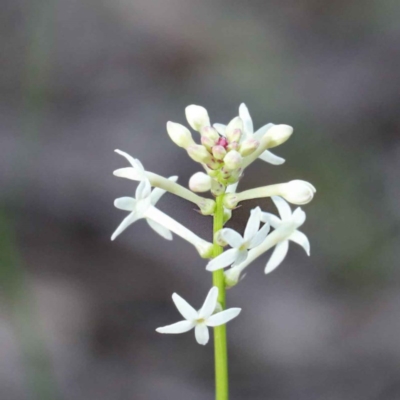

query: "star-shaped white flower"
(261, 196), (310, 274)
(206, 207), (270, 271)
(214, 103), (284, 165)
(156, 287), (241, 345)
(111, 156), (177, 241)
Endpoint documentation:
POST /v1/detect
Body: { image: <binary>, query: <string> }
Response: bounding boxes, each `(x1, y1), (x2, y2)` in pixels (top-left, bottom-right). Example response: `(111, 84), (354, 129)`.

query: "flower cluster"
(111, 103), (316, 345)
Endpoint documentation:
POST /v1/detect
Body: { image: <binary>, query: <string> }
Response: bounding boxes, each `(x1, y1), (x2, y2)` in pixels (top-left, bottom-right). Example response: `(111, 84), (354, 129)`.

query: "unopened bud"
(225, 117), (243, 143)
(279, 180), (316, 205)
(239, 138), (259, 157)
(200, 126), (219, 142)
(223, 150), (243, 170)
(212, 145), (227, 160)
(201, 135), (217, 149)
(189, 172), (212, 192)
(185, 105), (210, 132)
(166, 122), (195, 149)
(206, 157), (222, 170)
(187, 145), (212, 163)
(264, 124), (293, 148)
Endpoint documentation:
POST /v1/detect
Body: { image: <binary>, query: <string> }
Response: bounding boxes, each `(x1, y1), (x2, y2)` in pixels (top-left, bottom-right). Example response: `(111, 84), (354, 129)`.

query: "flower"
(214, 103), (285, 165)
(260, 196), (310, 273)
(156, 287), (241, 345)
(224, 197), (309, 285)
(206, 207), (270, 271)
(111, 155), (213, 258)
(189, 172), (212, 192)
(166, 122), (195, 149)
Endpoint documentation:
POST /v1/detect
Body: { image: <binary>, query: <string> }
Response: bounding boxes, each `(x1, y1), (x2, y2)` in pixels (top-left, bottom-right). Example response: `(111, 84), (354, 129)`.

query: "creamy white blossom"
(206, 207), (270, 271)
(225, 197), (309, 285)
(214, 103), (285, 165)
(156, 287), (241, 345)
(111, 156), (213, 257)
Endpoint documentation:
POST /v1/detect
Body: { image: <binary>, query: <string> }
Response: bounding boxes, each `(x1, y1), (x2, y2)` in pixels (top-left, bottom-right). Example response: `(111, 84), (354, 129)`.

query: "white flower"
(156, 287), (241, 345)
(260, 197), (310, 275)
(206, 207), (270, 271)
(214, 103), (285, 165)
(166, 121), (195, 149)
(225, 197), (310, 285)
(111, 156), (213, 257)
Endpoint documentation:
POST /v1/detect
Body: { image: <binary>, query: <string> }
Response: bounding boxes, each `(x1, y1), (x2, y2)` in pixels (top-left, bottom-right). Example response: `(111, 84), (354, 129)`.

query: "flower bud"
(185, 105), (210, 131)
(239, 138), (259, 157)
(279, 180), (316, 205)
(187, 145), (212, 163)
(223, 193), (239, 209)
(200, 126), (219, 142)
(212, 145), (227, 160)
(166, 122), (195, 149)
(189, 172), (212, 192)
(225, 117), (243, 143)
(206, 157), (222, 170)
(201, 135), (216, 149)
(223, 150), (243, 170)
(264, 124), (293, 148)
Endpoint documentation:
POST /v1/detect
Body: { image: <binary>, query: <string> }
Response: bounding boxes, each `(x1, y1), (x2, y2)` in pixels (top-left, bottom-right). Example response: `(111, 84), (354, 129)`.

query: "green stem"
(212, 195), (228, 400)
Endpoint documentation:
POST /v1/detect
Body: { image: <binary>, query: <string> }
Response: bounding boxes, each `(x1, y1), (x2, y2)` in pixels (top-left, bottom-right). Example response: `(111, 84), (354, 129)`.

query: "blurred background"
(1, 0), (400, 399)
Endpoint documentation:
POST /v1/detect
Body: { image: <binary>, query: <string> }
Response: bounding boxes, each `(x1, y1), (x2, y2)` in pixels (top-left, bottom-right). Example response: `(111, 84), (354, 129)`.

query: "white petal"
(248, 222), (270, 248)
(198, 287), (218, 319)
(156, 320), (195, 334)
(232, 249), (248, 267)
(289, 230), (310, 255)
(213, 123), (227, 136)
(260, 212), (281, 229)
(114, 197), (136, 211)
(206, 248), (240, 271)
(206, 308), (241, 327)
(115, 150), (145, 175)
(195, 323), (209, 345)
(113, 167), (141, 181)
(172, 293), (198, 320)
(243, 207), (261, 242)
(239, 103), (253, 136)
(292, 207), (306, 226)
(150, 176), (178, 205)
(253, 123), (274, 140)
(111, 212), (140, 241)
(135, 178), (152, 200)
(220, 228), (243, 248)
(147, 220), (173, 240)
(271, 196), (292, 220)
(258, 150), (285, 165)
(265, 240), (289, 274)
